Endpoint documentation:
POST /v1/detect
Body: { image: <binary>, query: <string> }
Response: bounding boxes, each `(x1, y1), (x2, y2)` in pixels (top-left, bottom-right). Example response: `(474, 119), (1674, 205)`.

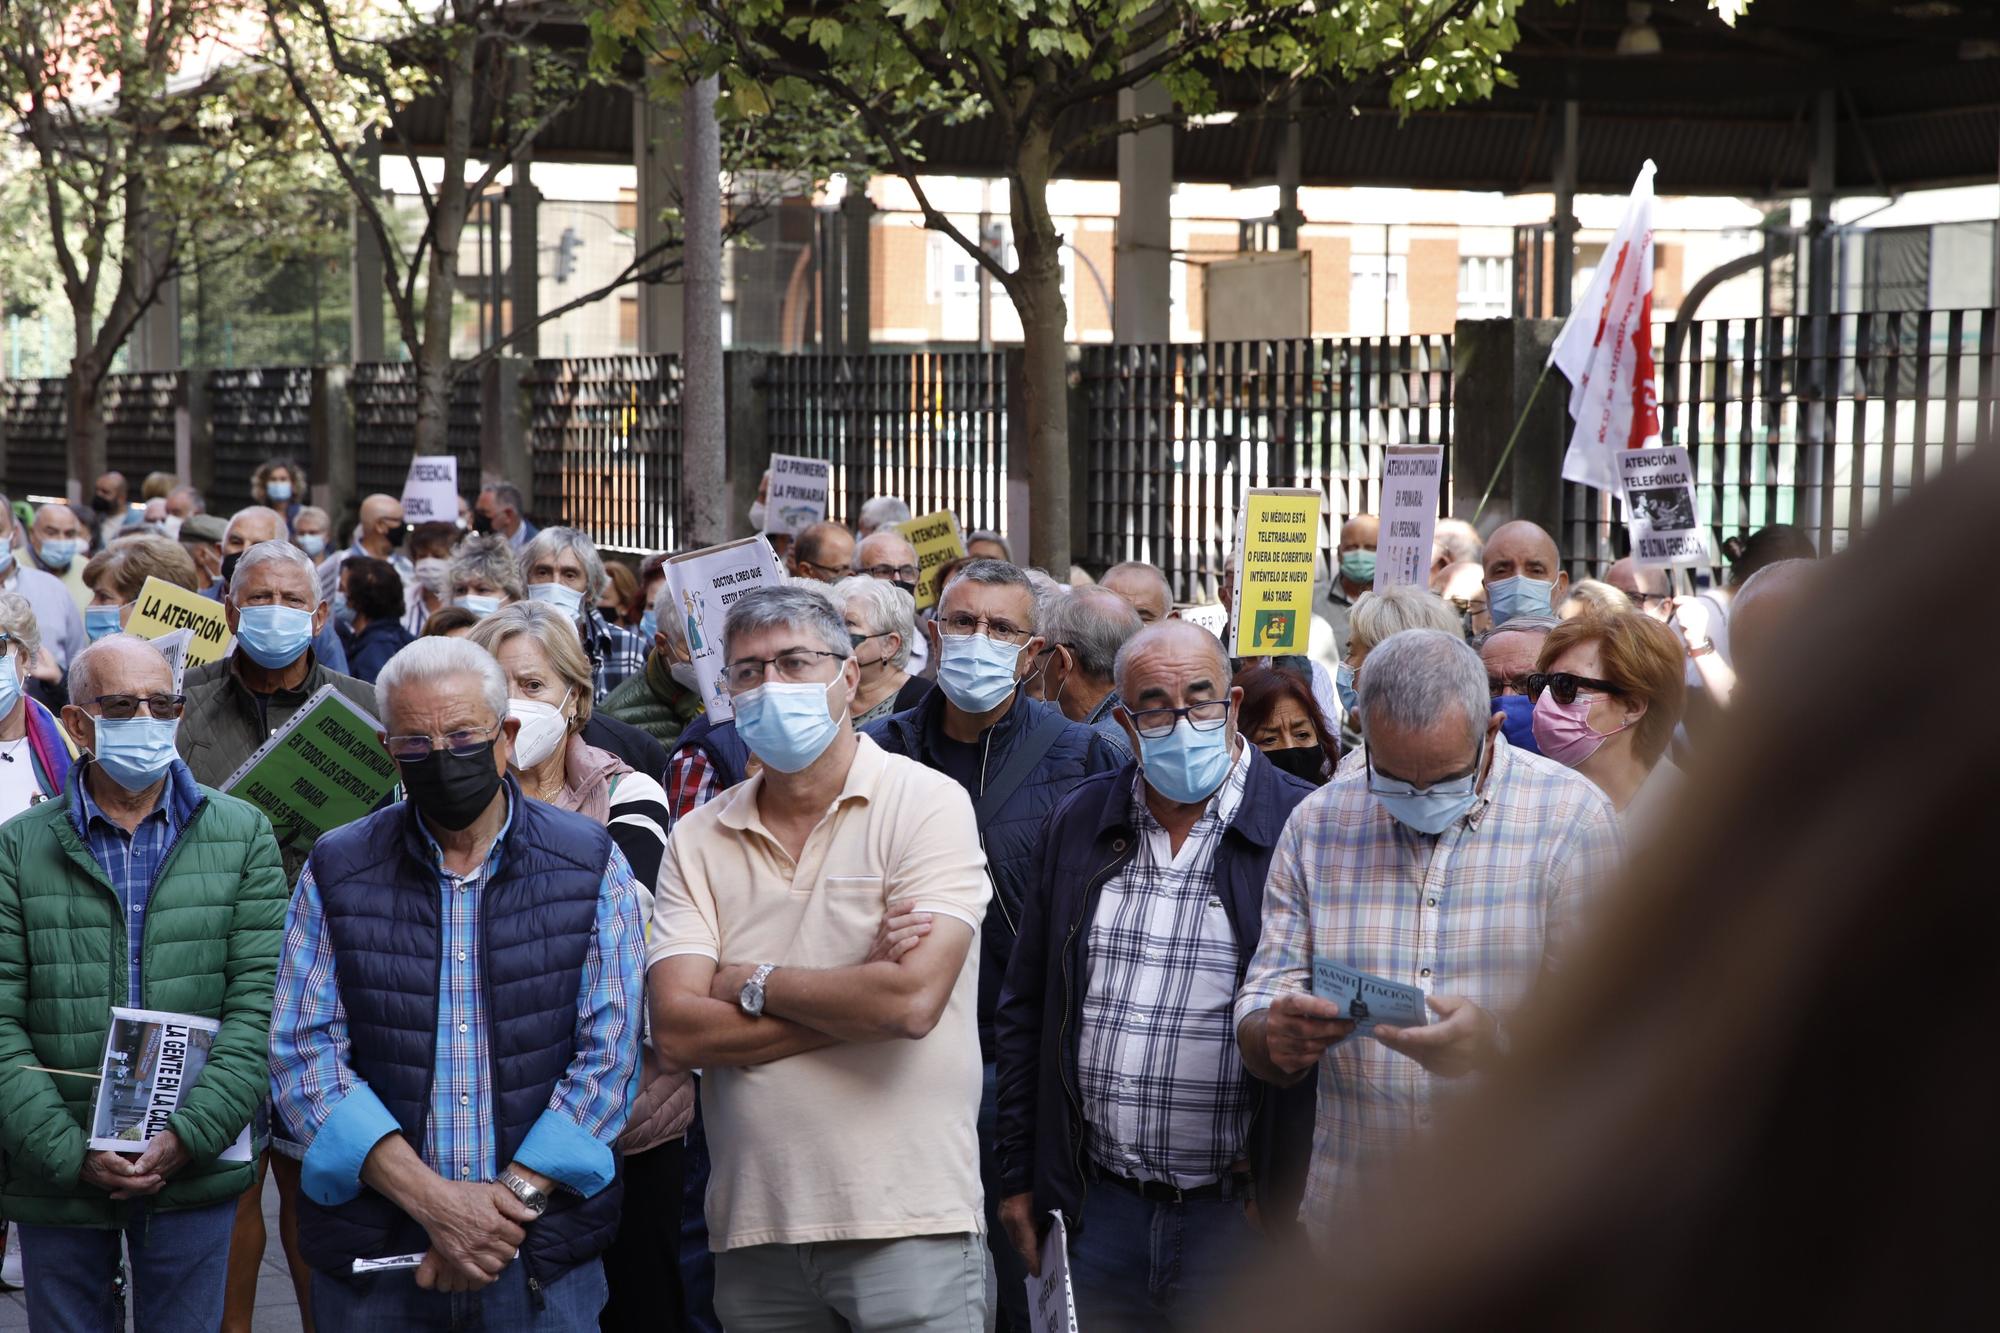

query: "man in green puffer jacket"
(600, 582), (704, 749)
(0, 634), (285, 1332)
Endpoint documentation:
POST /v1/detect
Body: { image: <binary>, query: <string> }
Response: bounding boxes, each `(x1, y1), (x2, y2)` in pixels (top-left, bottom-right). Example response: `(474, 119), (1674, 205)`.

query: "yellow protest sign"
(126, 577), (233, 667)
(896, 510), (966, 611)
(1229, 488), (1322, 657)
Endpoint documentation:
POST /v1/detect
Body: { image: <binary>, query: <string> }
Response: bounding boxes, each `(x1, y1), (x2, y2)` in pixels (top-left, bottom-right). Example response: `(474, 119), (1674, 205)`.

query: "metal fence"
(1562, 308), (1999, 579)
(1080, 337), (1454, 600)
(0, 373), (183, 503)
(0, 378), (68, 499)
(350, 362), (481, 507)
(526, 356), (682, 554)
(207, 366), (316, 516)
(763, 351), (1009, 534)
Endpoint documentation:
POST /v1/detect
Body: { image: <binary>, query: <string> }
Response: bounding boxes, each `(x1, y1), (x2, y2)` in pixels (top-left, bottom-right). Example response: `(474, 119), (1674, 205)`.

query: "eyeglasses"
(725, 647), (847, 694)
(861, 563), (920, 583)
(88, 693), (188, 721)
(1632, 592), (1670, 610)
(937, 611), (1032, 645)
(794, 559), (845, 580)
(1487, 673), (1534, 698)
(1125, 700), (1229, 739)
(384, 723), (501, 763)
(1526, 672), (1625, 706)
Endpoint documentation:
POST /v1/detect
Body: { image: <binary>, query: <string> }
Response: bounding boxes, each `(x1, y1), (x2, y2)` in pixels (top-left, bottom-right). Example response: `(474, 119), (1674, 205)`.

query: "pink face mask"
(1530, 689), (1633, 769)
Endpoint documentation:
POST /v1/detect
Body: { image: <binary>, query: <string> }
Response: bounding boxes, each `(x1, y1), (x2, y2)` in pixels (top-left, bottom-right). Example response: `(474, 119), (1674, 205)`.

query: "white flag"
(1551, 160), (1662, 494)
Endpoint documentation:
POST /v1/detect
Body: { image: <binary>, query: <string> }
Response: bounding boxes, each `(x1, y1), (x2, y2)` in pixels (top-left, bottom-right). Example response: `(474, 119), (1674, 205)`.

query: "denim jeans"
(15, 1200), (236, 1333)
(311, 1256), (606, 1332)
(679, 1083), (720, 1333)
(1067, 1179), (1264, 1331)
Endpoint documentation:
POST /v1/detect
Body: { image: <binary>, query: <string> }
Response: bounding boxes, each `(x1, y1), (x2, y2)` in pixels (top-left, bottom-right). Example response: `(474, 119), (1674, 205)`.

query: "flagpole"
(1470, 364), (1555, 525)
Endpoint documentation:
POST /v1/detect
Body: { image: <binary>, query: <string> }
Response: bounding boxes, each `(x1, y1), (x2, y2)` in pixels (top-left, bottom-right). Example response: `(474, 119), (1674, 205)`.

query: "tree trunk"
(1010, 126), (1071, 574)
(414, 26), (479, 457)
(66, 348), (108, 500)
(679, 74), (726, 548)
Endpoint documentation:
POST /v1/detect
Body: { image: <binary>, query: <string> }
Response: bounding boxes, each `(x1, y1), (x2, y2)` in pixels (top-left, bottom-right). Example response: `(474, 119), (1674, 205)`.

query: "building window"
(1458, 255), (1511, 319)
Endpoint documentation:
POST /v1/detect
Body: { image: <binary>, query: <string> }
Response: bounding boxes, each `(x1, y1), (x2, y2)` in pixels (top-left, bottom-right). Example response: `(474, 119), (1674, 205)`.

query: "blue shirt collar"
(71, 760), (176, 842)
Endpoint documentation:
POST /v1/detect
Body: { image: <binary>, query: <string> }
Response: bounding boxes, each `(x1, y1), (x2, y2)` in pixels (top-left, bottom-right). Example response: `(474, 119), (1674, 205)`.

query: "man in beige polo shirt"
(651, 583), (993, 1331)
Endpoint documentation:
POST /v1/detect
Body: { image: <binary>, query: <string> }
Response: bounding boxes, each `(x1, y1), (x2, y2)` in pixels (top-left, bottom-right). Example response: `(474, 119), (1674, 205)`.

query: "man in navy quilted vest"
(269, 635), (645, 1329)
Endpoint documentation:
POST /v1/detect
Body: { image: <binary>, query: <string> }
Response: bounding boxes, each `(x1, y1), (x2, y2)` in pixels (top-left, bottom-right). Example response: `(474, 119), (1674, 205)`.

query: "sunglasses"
(87, 692), (188, 721)
(1525, 672), (1625, 706)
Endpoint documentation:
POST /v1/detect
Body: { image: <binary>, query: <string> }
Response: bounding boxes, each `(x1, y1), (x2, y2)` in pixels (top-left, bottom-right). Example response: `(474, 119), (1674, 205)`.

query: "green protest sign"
(221, 684), (397, 861)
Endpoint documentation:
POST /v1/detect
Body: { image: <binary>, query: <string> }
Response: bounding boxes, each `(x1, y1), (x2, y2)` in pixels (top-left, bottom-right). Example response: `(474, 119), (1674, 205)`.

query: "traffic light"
(555, 226), (582, 284)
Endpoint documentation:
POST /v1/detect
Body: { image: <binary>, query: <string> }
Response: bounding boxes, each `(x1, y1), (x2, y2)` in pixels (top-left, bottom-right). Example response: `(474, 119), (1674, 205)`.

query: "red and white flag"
(1551, 160), (1660, 494)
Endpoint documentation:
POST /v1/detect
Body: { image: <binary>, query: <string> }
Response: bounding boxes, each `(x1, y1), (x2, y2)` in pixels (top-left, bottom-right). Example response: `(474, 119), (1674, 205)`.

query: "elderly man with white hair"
(521, 526), (646, 703)
(270, 636), (644, 1329)
(1235, 627), (1621, 1232)
(215, 504), (352, 674)
(856, 493), (912, 537)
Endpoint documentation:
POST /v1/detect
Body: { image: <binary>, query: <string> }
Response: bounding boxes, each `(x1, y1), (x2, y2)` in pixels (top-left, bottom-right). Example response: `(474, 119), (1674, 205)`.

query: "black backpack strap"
(973, 706), (1071, 828)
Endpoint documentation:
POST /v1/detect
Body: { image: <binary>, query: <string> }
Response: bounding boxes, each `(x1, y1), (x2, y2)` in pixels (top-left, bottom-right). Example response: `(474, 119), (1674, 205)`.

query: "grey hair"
(1432, 517), (1483, 567)
(830, 574), (915, 672)
(229, 539), (322, 607)
(449, 533), (525, 601)
(1044, 586), (1142, 680)
(966, 529), (1011, 560)
(650, 579), (688, 655)
(0, 591), (41, 664)
(522, 526), (607, 602)
(853, 529), (918, 572)
(938, 558), (1039, 631)
(1023, 567), (1067, 630)
(1349, 585), (1464, 655)
(375, 635), (509, 733)
(858, 495), (911, 533)
(1104, 559), (1172, 606)
(1355, 627), (1489, 749)
(167, 485), (205, 514)
(723, 584), (853, 662)
(68, 633), (170, 706)
(223, 505), (286, 544)
(1473, 614), (1561, 650)
(293, 504), (331, 532)
(481, 481), (527, 515)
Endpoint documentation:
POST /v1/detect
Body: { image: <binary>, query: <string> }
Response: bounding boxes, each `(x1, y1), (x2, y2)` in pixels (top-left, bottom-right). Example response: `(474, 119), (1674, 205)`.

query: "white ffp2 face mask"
(508, 692), (572, 770)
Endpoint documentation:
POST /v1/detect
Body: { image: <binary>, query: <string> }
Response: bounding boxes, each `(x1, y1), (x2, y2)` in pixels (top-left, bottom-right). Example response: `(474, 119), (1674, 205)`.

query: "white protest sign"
(400, 455), (458, 525)
(1026, 1210), (1079, 1333)
(1619, 446), (1709, 568)
(763, 453), (833, 537)
(149, 628), (192, 694)
(1176, 602), (1229, 638)
(664, 536), (787, 723)
(1373, 445), (1444, 591)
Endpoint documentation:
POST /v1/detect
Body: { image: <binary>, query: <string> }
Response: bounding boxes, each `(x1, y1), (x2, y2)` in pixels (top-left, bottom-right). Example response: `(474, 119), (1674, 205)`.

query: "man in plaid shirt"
(520, 527), (646, 702)
(1236, 628), (1622, 1234)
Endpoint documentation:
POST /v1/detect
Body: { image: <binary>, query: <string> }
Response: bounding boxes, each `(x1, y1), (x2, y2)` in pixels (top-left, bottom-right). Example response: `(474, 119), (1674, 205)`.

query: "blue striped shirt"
(73, 762), (186, 1005)
(269, 794), (645, 1203)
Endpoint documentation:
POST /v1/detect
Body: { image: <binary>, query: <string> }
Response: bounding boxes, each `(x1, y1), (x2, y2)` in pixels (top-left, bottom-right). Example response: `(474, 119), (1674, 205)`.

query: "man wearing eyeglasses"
(0, 634), (285, 1331)
(649, 584), (992, 1330)
(853, 529), (930, 676)
(1604, 556), (1672, 623)
(1234, 628), (1621, 1237)
(866, 558), (1117, 1331)
(996, 620), (1320, 1327)
(785, 521), (855, 585)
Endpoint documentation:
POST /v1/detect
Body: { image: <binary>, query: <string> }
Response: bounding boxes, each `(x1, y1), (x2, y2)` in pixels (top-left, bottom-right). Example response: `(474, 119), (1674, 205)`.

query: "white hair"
(229, 539), (322, 607)
(1355, 627), (1489, 749)
(68, 633), (170, 706)
(854, 529), (918, 572)
(223, 505), (286, 544)
(651, 579), (687, 655)
(522, 526), (608, 602)
(0, 591), (41, 665)
(858, 495), (911, 534)
(831, 575), (915, 672)
(1348, 585), (1464, 655)
(374, 636), (509, 732)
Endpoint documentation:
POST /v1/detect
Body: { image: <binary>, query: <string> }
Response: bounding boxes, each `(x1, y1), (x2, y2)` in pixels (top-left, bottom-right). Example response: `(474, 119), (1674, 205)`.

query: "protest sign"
(1026, 1209), (1079, 1333)
(897, 511), (966, 612)
(222, 684), (396, 863)
(1619, 446), (1708, 568)
(763, 454), (833, 537)
(400, 455), (459, 525)
(90, 1007), (252, 1161)
(665, 536), (787, 722)
(1312, 960), (1431, 1036)
(1228, 488), (1321, 657)
(1176, 602), (1229, 638)
(126, 577), (232, 667)
(149, 628), (192, 693)
(1374, 445), (1445, 592)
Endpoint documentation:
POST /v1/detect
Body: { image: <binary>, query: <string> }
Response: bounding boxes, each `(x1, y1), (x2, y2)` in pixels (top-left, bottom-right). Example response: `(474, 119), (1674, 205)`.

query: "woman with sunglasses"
(1530, 610), (1687, 822)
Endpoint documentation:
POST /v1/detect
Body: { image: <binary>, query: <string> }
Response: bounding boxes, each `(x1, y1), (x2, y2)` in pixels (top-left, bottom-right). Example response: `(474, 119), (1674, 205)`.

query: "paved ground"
(0, 1169), (307, 1331)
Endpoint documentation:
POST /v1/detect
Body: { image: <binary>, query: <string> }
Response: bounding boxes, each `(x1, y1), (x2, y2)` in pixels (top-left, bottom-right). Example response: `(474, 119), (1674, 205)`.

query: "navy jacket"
(295, 783), (625, 1291)
(993, 748), (1320, 1232)
(669, 712), (751, 803)
(867, 690), (1118, 1055)
(340, 617), (414, 685)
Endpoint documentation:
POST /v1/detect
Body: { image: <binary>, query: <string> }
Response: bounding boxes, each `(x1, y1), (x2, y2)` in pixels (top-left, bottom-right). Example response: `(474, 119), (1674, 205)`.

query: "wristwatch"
(1685, 638), (1716, 659)
(498, 1169), (550, 1219)
(739, 963), (777, 1018)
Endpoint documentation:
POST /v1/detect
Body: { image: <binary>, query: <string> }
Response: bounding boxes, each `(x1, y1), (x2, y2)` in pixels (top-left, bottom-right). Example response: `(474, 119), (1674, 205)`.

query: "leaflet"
(1311, 960), (1430, 1034)
(89, 1006), (253, 1161)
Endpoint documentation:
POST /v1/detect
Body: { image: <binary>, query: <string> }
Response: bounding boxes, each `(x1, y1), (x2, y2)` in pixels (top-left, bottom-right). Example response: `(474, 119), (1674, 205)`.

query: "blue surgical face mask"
(86, 606), (123, 641)
(0, 546), (14, 578)
(234, 604), (315, 669)
(1138, 717), (1235, 805)
(1335, 661), (1359, 718)
(936, 632), (1023, 713)
(733, 677), (844, 774)
(0, 654), (20, 718)
(91, 715), (181, 791)
(1492, 693), (1540, 756)
(639, 609), (659, 642)
(296, 533), (326, 559)
(528, 581), (585, 618)
(1339, 549), (1377, 585)
(1368, 738), (1484, 835)
(37, 537), (78, 570)
(266, 481), (293, 503)
(455, 594), (501, 619)
(1486, 575), (1555, 627)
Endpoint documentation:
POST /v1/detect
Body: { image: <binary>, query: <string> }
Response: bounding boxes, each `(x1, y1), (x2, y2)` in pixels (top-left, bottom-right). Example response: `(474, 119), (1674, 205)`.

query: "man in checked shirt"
(1235, 627), (1622, 1234)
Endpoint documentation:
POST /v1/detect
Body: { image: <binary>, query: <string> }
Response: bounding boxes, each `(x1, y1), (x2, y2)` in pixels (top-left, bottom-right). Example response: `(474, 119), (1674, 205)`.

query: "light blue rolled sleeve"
(301, 1085), (400, 1205)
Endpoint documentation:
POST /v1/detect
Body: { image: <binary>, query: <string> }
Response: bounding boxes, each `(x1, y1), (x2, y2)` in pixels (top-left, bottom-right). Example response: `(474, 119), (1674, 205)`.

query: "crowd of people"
(0, 456), (1845, 1332)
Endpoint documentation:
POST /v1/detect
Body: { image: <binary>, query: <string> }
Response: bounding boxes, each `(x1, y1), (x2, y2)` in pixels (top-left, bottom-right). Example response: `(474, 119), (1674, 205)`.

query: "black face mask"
(893, 579), (917, 598)
(385, 523), (406, 550)
(471, 512), (494, 535)
(399, 742), (505, 831)
(1266, 743), (1330, 786)
(219, 551), (241, 585)
(90, 494), (115, 515)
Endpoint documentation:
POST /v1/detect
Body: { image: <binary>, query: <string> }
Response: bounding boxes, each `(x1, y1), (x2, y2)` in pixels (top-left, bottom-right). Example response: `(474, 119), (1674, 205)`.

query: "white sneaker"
(0, 1230), (23, 1289)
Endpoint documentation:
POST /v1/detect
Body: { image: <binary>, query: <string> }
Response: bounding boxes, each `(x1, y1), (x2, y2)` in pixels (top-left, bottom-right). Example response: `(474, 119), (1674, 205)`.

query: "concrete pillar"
(508, 114), (541, 358)
(818, 207), (844, 352)
(351, 138), (387, 362)
(129, 226), (180, 371)
(1114, 74), (1173, 342)
(634, 89), (684, 355)
(1799, 88), (1838, 541)
(311, 365), (355, 521)
(1275, 91), (1304, 252)
(725, 350), (771, 540)
(842, 182), (873, 353)
(1551, 99), (1579, 319)
(680, 74), (725, 548)
(1450, 317), (1566, 542)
